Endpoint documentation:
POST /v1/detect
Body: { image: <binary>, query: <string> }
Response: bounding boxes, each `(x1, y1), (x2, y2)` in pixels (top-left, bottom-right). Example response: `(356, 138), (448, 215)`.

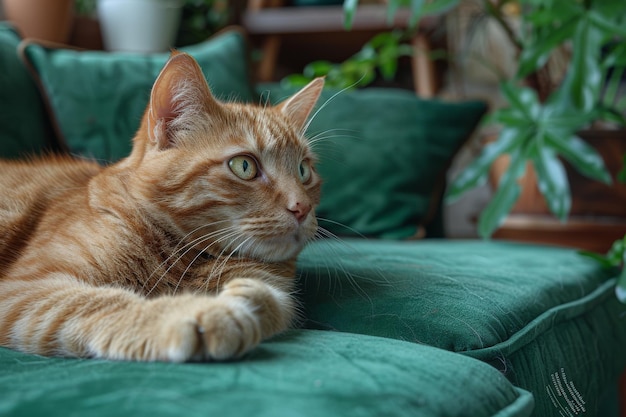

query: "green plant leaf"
(616, 267), (626, 304)
(580, 235), (626, 268)
(588, 9), (626, 38)
(544, 132), (612, 184)
(532, 146), (571, 221)
(578, 250), (617, 269)
(478, 181), (521, 239)
(343, 0), (359, 30)
(602, 43), (626, 68)
(446, 127), (522, 203)
(517, 18), (578, 79)
(566, 18), (604, 112)
(595, 106), (626, 127)
(386, 0), (403, 26)
(368, 32), (398, 49)
(500, 83), (540, 122)
(579, 233), (626, 304)
(409, 0), (425, 28)
(618, 155), (626, 184)
(539, 98), (594, 131)
(303, 60), (335, 78)
(523, 2), (579, 27)
(281, 74), (312, 88)
(378, 46), (399, 80)
(338, 59), (376, 87)
(490, 108), (535, 127)
(421, 0), (461, 15)
(607, 237), (626, 265)
(477, 148), (527, 239)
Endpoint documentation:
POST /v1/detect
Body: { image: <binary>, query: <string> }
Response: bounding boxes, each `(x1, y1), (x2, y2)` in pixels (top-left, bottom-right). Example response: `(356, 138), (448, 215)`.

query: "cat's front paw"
(152, 296), (259, 362)
(194, 296), (262, 361)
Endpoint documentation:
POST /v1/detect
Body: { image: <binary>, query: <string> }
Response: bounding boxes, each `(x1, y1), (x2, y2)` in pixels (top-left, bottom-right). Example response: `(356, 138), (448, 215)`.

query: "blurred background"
(1, 0), (625, 251)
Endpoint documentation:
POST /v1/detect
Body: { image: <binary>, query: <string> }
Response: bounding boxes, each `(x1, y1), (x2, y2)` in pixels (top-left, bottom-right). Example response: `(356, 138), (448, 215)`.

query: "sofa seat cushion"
(296, 239), (626, 417)
(0, 329), (533, 417)
(19, 27), (255, 163)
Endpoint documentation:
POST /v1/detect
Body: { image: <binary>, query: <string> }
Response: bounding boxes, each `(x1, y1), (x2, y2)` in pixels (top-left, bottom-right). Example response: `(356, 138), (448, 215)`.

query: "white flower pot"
(97, 0), (183, 53)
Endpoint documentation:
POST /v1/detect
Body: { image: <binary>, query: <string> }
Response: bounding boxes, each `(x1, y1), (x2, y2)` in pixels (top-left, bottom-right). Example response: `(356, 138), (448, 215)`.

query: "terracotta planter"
(489, 129), (626, 218)
(2, 0), (74, 43)
(488, 129), (626, 252)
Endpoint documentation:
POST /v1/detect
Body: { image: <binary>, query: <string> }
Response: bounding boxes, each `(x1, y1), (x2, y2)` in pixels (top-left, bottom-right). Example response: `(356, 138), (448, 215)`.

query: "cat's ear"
(147, 51), (217, 150)
(277, 77), (325, 131)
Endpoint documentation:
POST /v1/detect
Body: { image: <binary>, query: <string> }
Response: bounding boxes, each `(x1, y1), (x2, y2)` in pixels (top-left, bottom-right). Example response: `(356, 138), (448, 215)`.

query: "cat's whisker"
(304, 221), (390, 305)
(307, 128), (359, 143)
(302, 79), (359, 135)
(171, 220), (233, 253)
(144, 225), (240, 296)
(208, 235), (255, 293)
(205, 230), (247, 286)
(316, 217), (368, 239)
(171, 227), (244, 295)
(308, 133), (362, 146)
(316, 225), (390, 285)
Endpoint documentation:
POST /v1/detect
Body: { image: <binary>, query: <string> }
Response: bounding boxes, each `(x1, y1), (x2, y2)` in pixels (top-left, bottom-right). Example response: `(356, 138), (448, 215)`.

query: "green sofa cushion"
(296, 239), (626, 417)
(0, 22), (54, 159)
(260, 85), (486, 239)
(0, 329), (533, 417)
(19, 28), (255, 162)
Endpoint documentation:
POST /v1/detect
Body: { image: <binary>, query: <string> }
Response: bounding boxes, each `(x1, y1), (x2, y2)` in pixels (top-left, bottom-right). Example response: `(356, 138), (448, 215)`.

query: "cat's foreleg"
(0, 273), (294, 361)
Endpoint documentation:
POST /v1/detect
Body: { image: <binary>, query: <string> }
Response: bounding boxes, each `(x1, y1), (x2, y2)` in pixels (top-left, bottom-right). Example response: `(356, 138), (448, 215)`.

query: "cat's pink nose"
(288, 202), (311, 223)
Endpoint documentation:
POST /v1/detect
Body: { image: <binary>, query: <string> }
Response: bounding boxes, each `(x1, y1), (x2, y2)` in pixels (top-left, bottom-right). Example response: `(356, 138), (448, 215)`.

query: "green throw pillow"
(0, 22), (54, 159)
(259, 85), (487, 239)
(20, 28), (256, 162)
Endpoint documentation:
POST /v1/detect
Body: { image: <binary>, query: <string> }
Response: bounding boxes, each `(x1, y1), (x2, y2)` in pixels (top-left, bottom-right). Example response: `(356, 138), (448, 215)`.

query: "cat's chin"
(239, 233), (309, 263)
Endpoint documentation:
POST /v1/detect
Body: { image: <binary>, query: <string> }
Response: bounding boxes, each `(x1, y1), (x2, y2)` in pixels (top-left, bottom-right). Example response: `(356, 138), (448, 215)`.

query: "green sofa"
(2, 22), (626, 417)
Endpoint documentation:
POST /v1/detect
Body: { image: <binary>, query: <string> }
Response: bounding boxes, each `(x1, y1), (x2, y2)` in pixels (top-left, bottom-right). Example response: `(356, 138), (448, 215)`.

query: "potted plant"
(440, 1), (626, 235)
(97, 0), (184, 52)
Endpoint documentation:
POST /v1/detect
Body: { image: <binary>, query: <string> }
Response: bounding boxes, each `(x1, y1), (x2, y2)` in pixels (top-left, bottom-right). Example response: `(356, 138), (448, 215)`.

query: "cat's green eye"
(299, 160), (312, 183)
(229, 155), (258, 180)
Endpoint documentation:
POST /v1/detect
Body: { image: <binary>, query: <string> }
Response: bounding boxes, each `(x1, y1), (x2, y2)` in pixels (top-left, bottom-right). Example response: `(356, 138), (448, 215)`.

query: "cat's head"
(124, 52), (324, 262)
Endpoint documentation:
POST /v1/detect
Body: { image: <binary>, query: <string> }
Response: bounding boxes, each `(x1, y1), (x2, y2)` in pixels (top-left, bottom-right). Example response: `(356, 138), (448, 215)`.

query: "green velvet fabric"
(296, 239), (626, 417)
(0, 330), (533, 417)
(0, 23), (54, 158)
(20, 28), (255, 162)
(260, 85), (487, 239)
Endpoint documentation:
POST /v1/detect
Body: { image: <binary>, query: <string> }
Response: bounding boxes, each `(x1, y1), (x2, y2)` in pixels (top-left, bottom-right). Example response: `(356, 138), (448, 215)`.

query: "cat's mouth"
(220, 215), (317, 262)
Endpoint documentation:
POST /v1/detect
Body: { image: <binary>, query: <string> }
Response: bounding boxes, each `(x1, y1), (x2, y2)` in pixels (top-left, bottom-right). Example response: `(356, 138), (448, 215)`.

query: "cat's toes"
(161, 319), (201, 362)
(197, 298), (262, 360)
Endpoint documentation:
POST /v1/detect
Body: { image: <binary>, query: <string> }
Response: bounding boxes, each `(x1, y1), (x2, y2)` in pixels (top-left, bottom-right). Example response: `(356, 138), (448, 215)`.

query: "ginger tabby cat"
(0, 52), (324, 362)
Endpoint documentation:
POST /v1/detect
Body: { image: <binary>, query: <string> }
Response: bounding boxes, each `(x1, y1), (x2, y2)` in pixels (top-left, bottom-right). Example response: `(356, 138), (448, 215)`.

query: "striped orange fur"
(0, 52), (324, 361)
